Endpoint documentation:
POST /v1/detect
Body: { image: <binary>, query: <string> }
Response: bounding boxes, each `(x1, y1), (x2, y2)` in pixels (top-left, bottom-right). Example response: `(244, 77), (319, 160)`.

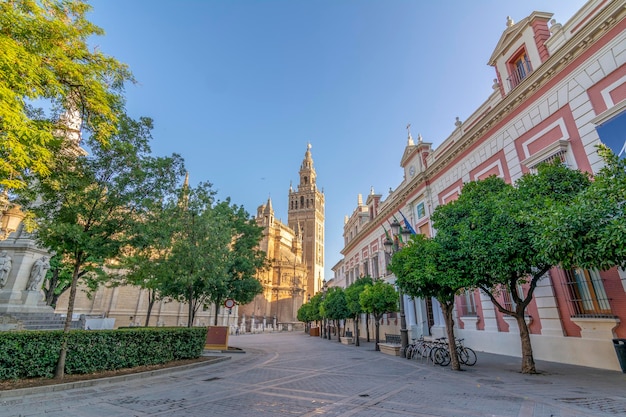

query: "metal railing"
(507, 59), (533, 90)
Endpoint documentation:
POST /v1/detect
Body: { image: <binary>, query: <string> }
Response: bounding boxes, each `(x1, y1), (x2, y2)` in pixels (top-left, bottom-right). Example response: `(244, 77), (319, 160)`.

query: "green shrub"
(0, 327), (208, 380)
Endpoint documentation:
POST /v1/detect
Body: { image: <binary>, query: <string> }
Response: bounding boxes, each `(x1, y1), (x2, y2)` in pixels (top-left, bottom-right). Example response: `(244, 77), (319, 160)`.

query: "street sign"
(224, 299), (236, 309)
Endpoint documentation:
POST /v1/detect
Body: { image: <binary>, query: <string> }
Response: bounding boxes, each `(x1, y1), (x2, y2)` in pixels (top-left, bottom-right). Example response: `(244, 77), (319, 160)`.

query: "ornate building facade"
(338, 0), (626, 371)
(239, 145), (325, 330)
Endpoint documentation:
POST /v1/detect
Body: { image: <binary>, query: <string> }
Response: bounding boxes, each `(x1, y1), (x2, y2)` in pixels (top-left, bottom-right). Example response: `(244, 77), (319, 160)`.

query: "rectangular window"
(458, 290), (477, 316)
(371, 255), (379, 279)
(596, 109), (626, 158)
(508, 50), (533, 90)
(416, 201), (426, 219)
(528, 150), (567, 174)
(563, 269), (612, 317)
(362, 260), (369, 277)
(501, 284), (524, 312)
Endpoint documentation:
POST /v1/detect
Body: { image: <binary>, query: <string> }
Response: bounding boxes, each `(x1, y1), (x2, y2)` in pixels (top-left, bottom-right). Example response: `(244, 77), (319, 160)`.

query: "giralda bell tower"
(287, 144), (325, 298)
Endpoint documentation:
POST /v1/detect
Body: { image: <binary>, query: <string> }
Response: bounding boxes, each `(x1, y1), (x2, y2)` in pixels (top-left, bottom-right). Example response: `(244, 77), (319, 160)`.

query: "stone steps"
(0, 313), (83, 331)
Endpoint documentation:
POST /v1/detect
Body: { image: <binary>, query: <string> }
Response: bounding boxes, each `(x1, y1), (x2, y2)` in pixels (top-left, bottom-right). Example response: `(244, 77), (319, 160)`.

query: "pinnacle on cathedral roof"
(264, 196), (273, 214)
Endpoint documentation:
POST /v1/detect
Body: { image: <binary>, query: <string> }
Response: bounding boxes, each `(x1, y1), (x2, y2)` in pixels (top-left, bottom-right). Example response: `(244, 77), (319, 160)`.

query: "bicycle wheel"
(433, 347), (450, 366)
(462, 347), (477, 366)
(457, 346), (469, 365)
(405, 345), (414, 360)
(416, 343), (430, 360)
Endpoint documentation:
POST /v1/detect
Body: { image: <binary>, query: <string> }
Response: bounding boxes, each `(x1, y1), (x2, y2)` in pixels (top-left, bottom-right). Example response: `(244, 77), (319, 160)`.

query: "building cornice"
(341, 1), (625, 256)
(427, 1), (625, 181)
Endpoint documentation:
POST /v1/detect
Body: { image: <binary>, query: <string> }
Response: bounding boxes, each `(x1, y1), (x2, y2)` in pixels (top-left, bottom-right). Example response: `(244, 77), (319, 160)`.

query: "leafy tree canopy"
(359, 279), (398, 318)
(320, 287), (350, 321)
(1, 0), (133, 190)
(534, 146), (624, 270)
(345, 276), (372, 318)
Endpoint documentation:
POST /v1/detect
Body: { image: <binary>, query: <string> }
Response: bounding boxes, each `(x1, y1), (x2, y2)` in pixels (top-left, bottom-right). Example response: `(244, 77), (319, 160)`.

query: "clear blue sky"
(87, 0), (587, 280)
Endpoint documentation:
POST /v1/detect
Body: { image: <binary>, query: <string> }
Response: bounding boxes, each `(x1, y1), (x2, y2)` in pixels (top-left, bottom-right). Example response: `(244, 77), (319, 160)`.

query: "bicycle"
(455, 338), (477, 366)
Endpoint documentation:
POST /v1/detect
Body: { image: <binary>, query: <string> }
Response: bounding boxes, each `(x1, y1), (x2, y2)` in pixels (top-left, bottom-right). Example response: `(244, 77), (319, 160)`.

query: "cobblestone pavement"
(1, 332), (625, 417)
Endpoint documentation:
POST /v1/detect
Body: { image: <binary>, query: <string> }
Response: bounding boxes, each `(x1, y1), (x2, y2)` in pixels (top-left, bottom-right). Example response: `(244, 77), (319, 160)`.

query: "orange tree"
(359, 280), (398, 351)
(320, 287), (350, 342)
(432, 163), (590, 374)
(389, 234), (469, 370)
(345, 276), (373, 346)
(535, 146), (626, 271)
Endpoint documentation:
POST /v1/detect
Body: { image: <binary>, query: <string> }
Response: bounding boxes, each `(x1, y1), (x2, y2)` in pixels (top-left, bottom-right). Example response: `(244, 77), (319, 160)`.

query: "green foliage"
(390, 234), (470, 370)
(345, 276), (372, 318)
(308, 292), (323, 322)
(43, 253), (73, 308)
(296, 301), (312, 323)
(0, 327), (206, 380)
(429, 163), (590, 373)
(0, 0), (133, 191)
(359, 280), (398, 319)
(320, 287), (350, 321)
(29, 114), (185, 290)
(390, 235), (468, 304)
(161, 184), (266, 327)
(25, 113), (185, 378)
(534, 146), (625, 270)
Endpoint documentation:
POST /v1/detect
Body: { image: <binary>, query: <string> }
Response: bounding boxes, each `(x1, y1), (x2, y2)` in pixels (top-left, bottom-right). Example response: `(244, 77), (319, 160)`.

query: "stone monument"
(0, 229), (54, 314)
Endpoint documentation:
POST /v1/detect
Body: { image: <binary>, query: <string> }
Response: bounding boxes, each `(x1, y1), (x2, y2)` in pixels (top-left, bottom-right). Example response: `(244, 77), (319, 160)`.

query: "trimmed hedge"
(0, 327), (208, 380)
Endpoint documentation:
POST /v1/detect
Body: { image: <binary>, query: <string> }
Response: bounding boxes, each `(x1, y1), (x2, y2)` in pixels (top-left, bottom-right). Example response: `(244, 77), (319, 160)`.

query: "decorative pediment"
(488, 12), (553, 66)
(400, 144), (418, 168)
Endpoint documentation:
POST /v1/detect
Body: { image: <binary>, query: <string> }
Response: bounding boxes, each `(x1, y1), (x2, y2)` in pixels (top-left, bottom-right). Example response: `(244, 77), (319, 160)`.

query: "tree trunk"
(44, 271), (58, 307)
(54, 262), (81, 380)
(374, 314), (381, 351)
(442, 302), (461, 371)
(355, 316), (360, 347)
(516, 312), (536, 374)
(145, 290), (155, 327)
(366, 314), (370, 342)
(480, 283), (538, 374)
(187, 286), (195, 327)
(337, 320), (341, 342)
(213, 301), (221, 326)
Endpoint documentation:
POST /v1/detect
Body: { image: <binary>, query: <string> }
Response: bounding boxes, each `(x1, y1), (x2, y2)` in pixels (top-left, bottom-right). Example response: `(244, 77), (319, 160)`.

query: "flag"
(399, 210), (417, 235)
(382, 225), (391, 242)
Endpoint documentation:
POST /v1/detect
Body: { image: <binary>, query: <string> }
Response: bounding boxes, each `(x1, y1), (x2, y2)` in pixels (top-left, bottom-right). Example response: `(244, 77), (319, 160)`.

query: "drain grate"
(557, 397), (626, 415)
(358, 394), (369, 397)
(203, 377), (221, 382)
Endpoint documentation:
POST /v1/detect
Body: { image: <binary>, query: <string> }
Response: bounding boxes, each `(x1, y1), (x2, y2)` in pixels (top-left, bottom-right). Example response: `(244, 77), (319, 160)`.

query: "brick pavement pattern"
(1, 332), (625, 416)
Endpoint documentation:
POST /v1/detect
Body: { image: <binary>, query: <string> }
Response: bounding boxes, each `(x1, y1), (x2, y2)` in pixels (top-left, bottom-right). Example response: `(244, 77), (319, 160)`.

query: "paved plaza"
(1, 332), (625, 417)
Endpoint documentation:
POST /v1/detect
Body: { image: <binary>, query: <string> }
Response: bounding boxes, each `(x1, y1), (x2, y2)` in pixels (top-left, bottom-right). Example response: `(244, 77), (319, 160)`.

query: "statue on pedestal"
(27, 256), (50, 291)
(0, 251), (12, 289)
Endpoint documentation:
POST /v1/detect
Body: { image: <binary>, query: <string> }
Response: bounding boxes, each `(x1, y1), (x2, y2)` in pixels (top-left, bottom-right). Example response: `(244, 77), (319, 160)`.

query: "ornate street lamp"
(384, 219), (412, 357)
(321, 279), (329, 339)
(0, 191), (25, 241)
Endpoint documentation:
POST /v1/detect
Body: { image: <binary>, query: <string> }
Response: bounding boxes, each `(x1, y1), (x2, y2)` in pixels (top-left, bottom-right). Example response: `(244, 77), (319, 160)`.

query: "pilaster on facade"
(533, 271), (566, 337)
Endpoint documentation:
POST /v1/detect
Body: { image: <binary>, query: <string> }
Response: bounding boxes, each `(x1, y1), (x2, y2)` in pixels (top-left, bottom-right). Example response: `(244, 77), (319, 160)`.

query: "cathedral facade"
(239, 144), (325, 330)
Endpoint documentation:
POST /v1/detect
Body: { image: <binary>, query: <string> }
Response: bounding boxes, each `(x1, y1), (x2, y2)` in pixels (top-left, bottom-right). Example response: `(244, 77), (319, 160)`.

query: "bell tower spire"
(288, 143), (325, 297)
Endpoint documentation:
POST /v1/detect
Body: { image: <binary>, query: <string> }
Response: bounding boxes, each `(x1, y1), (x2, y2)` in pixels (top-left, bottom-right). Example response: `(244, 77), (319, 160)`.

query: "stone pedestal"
(0, 229), (54, 315)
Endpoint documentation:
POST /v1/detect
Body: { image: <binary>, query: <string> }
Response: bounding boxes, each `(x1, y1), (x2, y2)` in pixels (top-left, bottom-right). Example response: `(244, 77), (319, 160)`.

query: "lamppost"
(321, 279), (328, 339)
(0, 191), (25, 241)
(383, 219), (411, 358)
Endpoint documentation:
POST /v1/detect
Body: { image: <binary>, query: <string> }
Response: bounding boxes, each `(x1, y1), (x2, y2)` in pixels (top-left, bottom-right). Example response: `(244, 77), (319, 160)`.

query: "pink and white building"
(337, 0), (626, 371)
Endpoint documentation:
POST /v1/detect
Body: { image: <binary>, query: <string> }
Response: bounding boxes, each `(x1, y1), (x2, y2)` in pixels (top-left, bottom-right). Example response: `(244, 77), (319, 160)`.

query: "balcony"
(507, 58), (533, 90)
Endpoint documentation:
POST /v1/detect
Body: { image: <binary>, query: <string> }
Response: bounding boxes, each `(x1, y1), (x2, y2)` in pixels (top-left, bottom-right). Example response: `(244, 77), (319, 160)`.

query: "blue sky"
(87, 0), (587, 280)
